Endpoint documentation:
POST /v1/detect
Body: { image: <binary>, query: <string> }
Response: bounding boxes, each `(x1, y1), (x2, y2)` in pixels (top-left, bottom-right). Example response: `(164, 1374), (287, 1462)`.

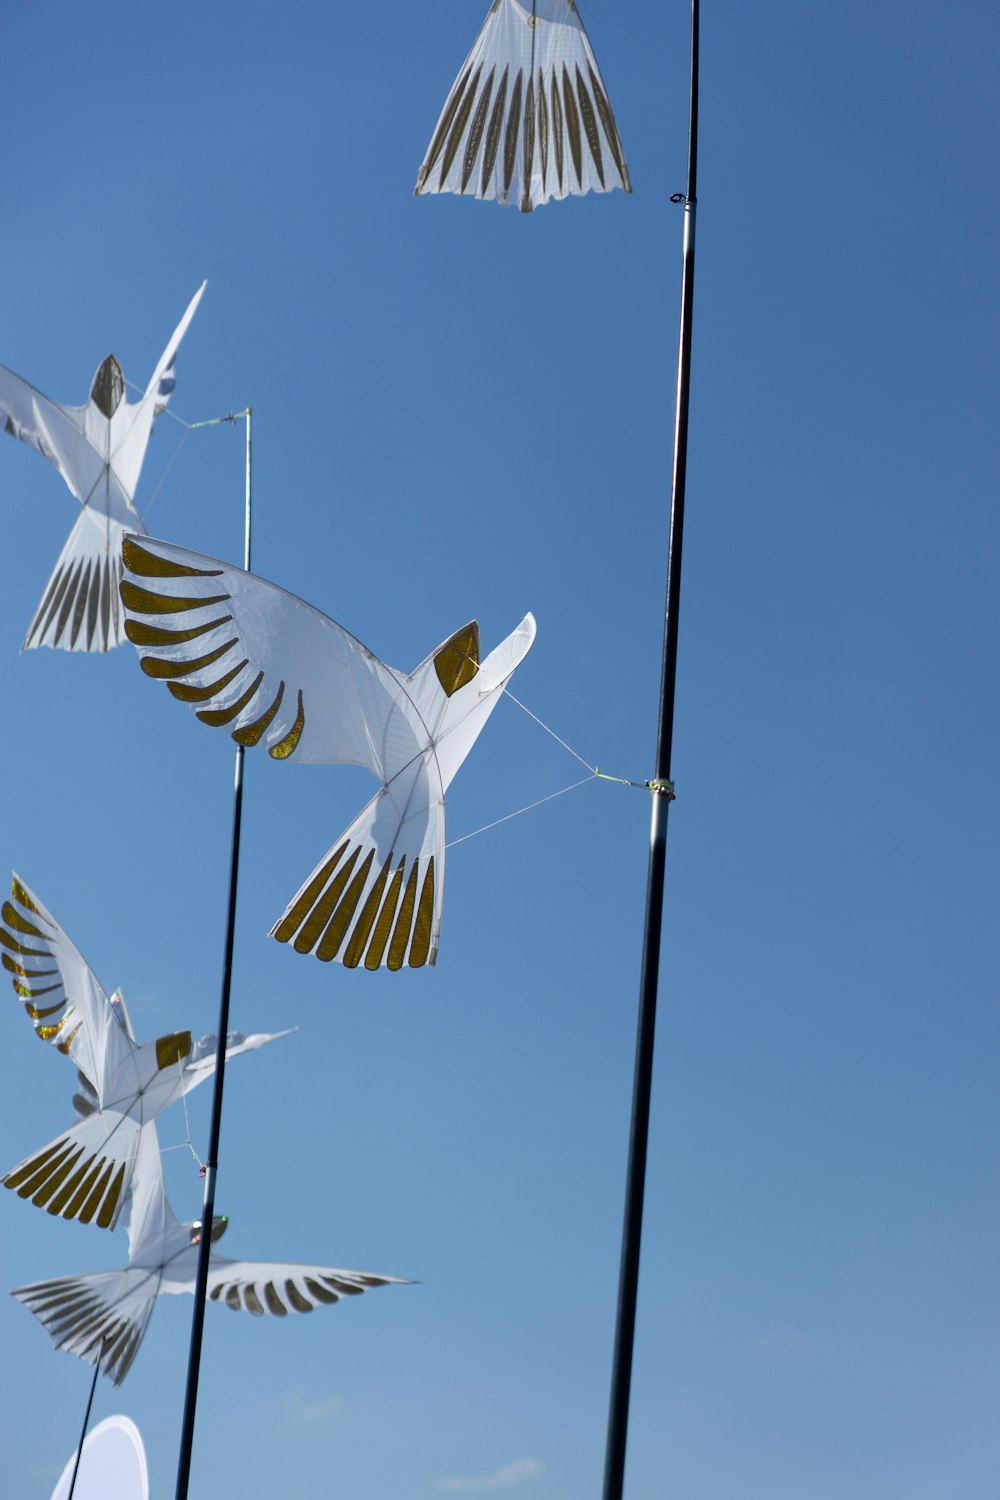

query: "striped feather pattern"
(272, 838), (438, 971)
(24, 511), (132, 653)
(11, 1271), (153, 1388)
(415, 0), (630, 211)
(3, 1116), (129, 1229)
(206, 1264), (401, 1316)
(119, 536), (307, 760)
(2, 877), (73, 1049)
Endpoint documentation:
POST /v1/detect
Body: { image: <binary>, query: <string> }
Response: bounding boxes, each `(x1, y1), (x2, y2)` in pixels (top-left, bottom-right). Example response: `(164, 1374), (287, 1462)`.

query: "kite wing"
(118, 534), (423, 773)
(11, 1264), (160, 1388)
(1, 874), (131, 1097)
(111, 281), (206, 501)
(199, 1257), (412, 1315)
(0, 364), (100, 501)
(414, 0), (631, 212)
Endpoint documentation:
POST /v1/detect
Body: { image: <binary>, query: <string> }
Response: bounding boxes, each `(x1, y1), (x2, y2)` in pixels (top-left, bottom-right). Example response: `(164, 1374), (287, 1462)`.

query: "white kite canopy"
(0, 281), (205, 651)
(118, 535), (536, 971)
(1, 873), (293, 1230)
(49, 1415), (149, 1500)
(13, 1115), (411, 1387)
(415, 0), (630, 211)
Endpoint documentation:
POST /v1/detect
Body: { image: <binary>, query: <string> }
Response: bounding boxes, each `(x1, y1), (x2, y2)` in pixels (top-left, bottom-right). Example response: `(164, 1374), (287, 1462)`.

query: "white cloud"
(436, 1458), (542, 1492)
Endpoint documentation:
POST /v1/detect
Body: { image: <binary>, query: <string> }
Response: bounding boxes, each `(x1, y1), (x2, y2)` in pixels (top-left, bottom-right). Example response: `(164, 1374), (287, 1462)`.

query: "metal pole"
(66, 1340), (108, 1500)
(601, 6), (699, 1498)
(174, 409), (252, 1500)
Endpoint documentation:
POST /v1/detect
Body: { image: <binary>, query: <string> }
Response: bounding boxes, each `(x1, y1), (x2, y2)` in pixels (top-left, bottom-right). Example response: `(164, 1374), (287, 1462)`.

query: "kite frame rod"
(601, 4), (699, 1498)
(174, 408), (252, 1500)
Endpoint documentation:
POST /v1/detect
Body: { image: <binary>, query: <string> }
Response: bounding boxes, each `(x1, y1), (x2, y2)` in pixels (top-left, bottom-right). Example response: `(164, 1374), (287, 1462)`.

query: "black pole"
(66, 1339), (108, 1500)
(601, 7), (699, 1500)
(174, 410), (252, 1500)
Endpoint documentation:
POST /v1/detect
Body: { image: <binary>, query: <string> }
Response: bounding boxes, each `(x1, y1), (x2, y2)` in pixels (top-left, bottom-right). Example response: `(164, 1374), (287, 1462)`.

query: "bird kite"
(11, 1115), (410, 1386)
(414, 0), (630, 212)
(0, 283), (205, 652)
(118, 535), (536, 971)
(1, 873), (292, 1229)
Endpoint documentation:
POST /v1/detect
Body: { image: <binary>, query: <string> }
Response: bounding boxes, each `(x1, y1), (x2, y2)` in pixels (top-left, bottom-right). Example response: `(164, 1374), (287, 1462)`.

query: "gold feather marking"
(388, 862), (421, 971)
(197, 671), (264, 727)
(233, 680), (285, 747)
(364, 858), (407, 970)
(316, 850), (376, 962)
(123, 538), (225, 579)
(96, 1164), (126, 1229)
(434, 623), (480, 696)
(78, 1160), (114, 1225)
(2, 901), (48, 939)
(343, 854), (394, 968)
(140, 637), (238, 680)
(4, 1138), (70, 1190)
(126, 614), (233, 648)
(120, 580), (229, 615)
(409, 858), (436, 968)
(156, 1031), (192, 1070)
(272, 843), (349, 946)
(168, 659), (248, 703)
(269, 689), (305, 759)
(294, 847), (362, 954)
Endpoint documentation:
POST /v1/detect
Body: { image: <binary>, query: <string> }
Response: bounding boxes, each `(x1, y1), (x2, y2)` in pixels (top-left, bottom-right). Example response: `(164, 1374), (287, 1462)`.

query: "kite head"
(90, 354), (125, 419)
(189, 1214), (229, 1245)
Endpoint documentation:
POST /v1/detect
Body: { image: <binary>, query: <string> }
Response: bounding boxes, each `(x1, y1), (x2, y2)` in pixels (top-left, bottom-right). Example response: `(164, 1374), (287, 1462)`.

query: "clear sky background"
(0, 2), (997, 1497)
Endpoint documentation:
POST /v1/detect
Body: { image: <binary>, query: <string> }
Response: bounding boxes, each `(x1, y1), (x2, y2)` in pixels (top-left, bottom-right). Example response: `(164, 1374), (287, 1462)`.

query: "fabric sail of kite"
(0, 282), (204, 652)
(12, 1116), (411, 1386)
(118, 535), (536, 971)
(414, 0), (630, 212)
(0, 873), (293, 1230)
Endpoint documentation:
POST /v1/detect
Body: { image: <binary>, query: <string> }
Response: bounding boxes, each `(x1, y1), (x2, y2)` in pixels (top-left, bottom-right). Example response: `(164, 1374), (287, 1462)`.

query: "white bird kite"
(414, 0), (630, 212)
(0, 283), (205, 652)
(118, 536), (536, 972)
(11, 1114), (410, 1386)
(1, 873), (292, 1229)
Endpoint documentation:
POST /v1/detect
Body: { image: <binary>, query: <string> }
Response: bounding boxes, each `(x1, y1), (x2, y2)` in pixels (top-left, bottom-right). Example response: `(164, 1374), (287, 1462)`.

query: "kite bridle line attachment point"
(594, 769), (676, 800)
(138, 406), (250, 527)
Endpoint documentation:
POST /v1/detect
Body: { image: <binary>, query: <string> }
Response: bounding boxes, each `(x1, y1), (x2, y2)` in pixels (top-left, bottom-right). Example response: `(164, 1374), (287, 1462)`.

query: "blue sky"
(0, 2), (997, 1497)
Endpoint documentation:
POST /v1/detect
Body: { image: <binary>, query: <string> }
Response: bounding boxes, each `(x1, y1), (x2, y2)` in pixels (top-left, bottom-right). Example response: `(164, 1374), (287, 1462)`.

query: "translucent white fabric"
(49, 1416), (149, 1500)
(1, 873), (292, 1230)
(119, 535), (536, 970)
(0, 283), (204, 650)
(13, 1117), (410, 1386)
(415, 0), (630, 211)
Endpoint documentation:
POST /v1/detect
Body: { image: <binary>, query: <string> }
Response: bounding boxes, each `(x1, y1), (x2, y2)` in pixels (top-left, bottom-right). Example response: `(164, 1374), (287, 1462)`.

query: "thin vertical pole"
(66, 1341), (108, 1500)
(174, 408), (252, 1500)
(601, 6), (699, 1499)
